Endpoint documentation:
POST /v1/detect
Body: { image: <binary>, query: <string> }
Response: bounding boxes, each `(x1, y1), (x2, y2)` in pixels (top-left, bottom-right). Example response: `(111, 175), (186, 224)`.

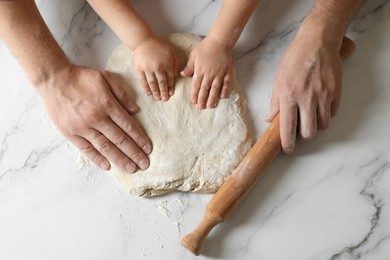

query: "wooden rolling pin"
(181, 36), (356, 256)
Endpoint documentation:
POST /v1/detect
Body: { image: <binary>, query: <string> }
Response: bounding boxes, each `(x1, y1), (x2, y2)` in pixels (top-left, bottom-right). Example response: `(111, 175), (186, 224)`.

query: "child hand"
(180, 36), (232, 109)
(133, 36), (179, 101)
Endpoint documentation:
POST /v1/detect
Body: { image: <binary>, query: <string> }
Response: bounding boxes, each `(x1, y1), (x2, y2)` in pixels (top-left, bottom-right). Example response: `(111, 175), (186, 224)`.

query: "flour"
(77, 152), (89, 169)
(152, 199), (182, 234)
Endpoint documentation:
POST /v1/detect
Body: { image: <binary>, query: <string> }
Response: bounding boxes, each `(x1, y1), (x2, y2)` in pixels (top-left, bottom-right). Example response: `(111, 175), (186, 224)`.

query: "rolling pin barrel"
(181, 36), (356, 256)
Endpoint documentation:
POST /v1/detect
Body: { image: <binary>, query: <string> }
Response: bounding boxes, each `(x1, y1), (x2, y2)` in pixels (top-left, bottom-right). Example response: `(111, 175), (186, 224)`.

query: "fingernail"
(100, 162), (110, 170)
(143, 144), (152, 154)
(139, 159), (149, 170)
(128, 102), (138, 112)
(147, 92), (152, 96)
(125, 163), (137, 174)
(197, 103), (205, 109)
(169, 89), (174, 96)
(285, 143), (295, 154)
(162, 94), (169, 101)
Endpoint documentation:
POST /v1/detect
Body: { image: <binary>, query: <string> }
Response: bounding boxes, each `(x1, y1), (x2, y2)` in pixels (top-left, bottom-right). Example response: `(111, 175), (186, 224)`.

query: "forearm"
(208, 0), (261, 49)
(0, 0), (71, 89)
(87, 0), (155, 50)
(299, 0), (363, 48)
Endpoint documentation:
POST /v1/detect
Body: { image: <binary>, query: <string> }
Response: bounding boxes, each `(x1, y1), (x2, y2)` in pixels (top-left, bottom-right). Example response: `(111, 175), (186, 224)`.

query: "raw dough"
(106, 33), (252, 197)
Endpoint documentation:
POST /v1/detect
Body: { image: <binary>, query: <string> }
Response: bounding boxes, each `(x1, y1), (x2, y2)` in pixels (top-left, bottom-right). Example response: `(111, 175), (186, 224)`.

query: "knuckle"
(149, 80), (158, 87)
(116, 88), (128, 99)
(123, 121), (136, 133)
(130, 150), (145, 163)
(211, 83), (221, 90)
(101, 97), (115, 110)
(114, 134), (127, 147)
(85, 110), (102, 124)
(201, 84), (211, 90)
(79, 144), (94, 154)
(136, 65), (145, 73)
(97, 141), (112, 153)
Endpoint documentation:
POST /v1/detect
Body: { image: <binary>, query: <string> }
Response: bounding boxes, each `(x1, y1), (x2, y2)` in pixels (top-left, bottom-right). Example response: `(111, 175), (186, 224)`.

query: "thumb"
(173, 52), (180, 77)
(180, 54), (195, 77)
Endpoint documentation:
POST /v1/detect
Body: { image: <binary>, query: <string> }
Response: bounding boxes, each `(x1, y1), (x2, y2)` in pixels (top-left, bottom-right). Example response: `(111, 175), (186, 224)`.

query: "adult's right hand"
(37, 65), (152, 173)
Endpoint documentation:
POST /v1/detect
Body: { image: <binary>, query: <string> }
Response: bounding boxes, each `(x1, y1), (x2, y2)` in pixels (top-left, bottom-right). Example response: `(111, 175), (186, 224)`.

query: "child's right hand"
(133, 36), (179, 101)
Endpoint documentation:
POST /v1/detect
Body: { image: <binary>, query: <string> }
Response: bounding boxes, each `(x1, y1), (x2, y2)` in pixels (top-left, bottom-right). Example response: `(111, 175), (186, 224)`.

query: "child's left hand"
(180, 36), (232, 109)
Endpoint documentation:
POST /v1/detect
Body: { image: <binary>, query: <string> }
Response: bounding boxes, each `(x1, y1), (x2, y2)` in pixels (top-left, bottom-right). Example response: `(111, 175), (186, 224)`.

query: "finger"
(136, 69), (152, 97)
(207, 76), (223, 108)
(87, 130), (138, 174)
(107, 104), (152, 155)
(197, 76), (213, 109)
(299, 102), (317, 140)
(155, 72), (169, 101)
(173, 52), (180, 76)
(317, 102), (331, 131)
(101, 71), (138, 114)
(97, 119), (150, 171)
(280, 102), (298, 153)
(330, 97), (341, 117)
(266, 86), (280, 122)
(220, 71), (231, 99)
(190, 72), (203, 105)
(180, 54), (195, 77)
(168, 52), (180, 97)
(70, 136), (110, 171)
(146, 73), (160, 101)
(167, 68), (176, 97)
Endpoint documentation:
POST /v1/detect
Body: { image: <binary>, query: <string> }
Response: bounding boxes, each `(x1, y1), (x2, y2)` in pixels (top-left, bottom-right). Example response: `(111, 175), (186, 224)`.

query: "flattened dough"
(106, 33), (252, 197)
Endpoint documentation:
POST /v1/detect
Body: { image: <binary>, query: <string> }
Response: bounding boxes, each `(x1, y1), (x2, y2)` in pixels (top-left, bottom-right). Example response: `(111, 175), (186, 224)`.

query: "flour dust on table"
(106, 33), (252, 197)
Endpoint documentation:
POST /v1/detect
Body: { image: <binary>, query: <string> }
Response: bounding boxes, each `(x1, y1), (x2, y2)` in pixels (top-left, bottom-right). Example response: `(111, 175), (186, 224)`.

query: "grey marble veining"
(1, 0), (390, 259)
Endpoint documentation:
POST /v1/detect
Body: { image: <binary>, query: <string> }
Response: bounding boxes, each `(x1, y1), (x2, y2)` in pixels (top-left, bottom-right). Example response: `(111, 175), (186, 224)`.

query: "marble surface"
(1, 0), (390, 259)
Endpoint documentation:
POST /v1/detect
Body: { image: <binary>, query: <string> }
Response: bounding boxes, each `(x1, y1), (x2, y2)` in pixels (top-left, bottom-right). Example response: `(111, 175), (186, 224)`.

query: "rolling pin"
(181, 36), (356, 256)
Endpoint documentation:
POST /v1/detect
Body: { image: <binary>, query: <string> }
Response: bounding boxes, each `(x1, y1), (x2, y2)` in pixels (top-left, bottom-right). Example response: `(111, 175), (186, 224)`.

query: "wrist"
(204, 33), (233, 53)
(299, 6), (351, 50)
(33, 60), (75, 94)
(125, 31), (157, 51)
(296, 16), (346, 51)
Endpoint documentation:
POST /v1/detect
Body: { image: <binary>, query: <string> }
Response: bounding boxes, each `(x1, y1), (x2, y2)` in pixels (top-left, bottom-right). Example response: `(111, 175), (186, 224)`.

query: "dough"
(106, 33), (252, 197)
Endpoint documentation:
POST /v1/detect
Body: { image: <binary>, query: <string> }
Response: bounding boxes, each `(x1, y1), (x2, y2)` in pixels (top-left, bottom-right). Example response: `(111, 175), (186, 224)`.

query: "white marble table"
(1, 0), (390, 259)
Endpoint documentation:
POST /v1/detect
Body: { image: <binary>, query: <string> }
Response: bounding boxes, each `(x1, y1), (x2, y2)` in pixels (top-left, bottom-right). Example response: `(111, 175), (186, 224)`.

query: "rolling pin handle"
(181, 36), (356, 256)
(181, 210), (222, 256)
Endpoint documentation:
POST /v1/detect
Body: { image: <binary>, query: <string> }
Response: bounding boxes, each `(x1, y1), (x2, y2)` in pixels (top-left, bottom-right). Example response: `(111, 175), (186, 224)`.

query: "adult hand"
(38, 65), (153, 173)
(265, 33), (343, 153)
(133, 36), (179, 102)
(180, 35), (232, 109)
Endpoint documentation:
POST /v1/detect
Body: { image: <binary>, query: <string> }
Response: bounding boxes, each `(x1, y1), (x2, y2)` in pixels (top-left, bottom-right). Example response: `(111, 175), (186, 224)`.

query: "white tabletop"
(1, 0), (390, 259)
